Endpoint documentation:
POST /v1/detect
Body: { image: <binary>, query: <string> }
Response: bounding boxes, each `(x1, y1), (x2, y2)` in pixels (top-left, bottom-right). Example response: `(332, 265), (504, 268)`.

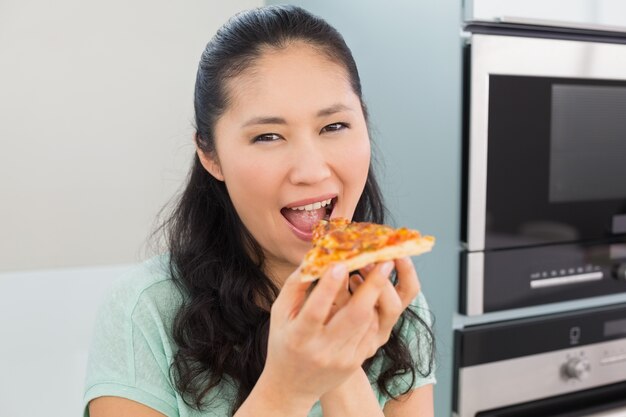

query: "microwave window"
(549, 84), (626, 203)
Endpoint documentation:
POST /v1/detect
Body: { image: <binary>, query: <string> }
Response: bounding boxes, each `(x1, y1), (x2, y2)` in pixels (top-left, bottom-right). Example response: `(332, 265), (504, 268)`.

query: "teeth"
(290, 198), (333, 211)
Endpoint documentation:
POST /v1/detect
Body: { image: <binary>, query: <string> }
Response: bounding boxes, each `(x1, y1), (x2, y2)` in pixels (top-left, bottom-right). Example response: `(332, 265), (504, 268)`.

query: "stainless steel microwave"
(461, 29), (626, 315)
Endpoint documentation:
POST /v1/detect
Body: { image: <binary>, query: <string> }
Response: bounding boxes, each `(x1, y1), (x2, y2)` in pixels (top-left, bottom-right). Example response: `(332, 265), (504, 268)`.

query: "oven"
(454, 303), (626, 417)
(461, 24), (626, 315)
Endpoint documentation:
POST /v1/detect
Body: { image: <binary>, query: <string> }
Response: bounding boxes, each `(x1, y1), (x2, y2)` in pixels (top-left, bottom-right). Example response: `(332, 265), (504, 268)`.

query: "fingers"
(348, 261), (393, 310)
(326, 262), (392, 335)
(349, 259), (420, 353)
(394, 257), (421, 309)
(352, 263), (409, 348)
(273, 267), (318, 321)
(326, 275), (352, 324)
(296, 264), (349, 327)
(376, 278), (404, 334)
(348, 273), (364, 294)
(358, 263), (375, 277)
(356, 314), (382, 359)
(275, 257), (420, 350)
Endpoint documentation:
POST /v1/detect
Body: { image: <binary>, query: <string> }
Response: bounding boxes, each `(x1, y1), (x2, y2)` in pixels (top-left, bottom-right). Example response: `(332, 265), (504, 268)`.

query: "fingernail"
(380, 261), (394, 276)
(331, 264), (347, 280)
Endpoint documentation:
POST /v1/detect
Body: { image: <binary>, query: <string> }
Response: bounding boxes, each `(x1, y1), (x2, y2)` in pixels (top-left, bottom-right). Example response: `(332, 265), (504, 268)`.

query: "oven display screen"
(549, 84), (626, 203)
(604, 318), (626, 337)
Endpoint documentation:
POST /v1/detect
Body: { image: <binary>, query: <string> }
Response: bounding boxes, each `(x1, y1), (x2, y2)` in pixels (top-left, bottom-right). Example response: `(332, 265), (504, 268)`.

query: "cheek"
(358, 139), (371, 169)
(343, 137), (371, 187)
(221, 150), (280, 214)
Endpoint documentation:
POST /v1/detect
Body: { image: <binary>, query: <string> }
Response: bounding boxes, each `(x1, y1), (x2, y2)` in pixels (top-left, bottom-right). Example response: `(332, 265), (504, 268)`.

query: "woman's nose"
(288, 140), (332, 185)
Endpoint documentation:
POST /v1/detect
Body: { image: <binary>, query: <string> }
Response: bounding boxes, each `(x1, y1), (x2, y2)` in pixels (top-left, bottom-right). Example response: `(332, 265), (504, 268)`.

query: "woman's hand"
(319, 257), (423, 416)
(349, 257), (422, 348)
(257, 260), (396, 412)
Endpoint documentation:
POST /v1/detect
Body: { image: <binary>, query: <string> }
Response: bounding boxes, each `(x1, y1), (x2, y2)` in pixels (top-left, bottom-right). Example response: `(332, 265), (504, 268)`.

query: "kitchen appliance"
(461, 22), (626, 315)
(454, 303), (626, 417)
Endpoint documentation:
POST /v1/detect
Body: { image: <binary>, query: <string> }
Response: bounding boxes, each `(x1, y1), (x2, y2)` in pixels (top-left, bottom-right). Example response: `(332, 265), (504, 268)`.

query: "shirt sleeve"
(383, 291), (437, 397)
(82, 276), (179, 417)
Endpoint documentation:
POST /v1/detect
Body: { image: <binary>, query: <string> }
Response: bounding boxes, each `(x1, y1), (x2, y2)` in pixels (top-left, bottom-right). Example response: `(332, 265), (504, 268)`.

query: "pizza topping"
(301, 217), (429, 277)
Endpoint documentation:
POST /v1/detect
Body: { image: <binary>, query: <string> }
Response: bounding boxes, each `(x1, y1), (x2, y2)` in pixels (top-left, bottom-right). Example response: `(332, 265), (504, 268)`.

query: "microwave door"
(466, 35), (626, 252)
(484, 75), (626, 250)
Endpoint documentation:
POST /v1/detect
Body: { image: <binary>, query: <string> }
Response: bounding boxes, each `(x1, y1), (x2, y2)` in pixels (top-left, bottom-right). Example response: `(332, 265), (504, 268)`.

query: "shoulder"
(84, 254), (185, 416)
(403, 291), (434, 330)
(101, 254), (183, 323)
(386, 291), (434, 343)
(88, 254), (185, 363)
(108, 253), (179, 300)
(412, 291), (430, 311)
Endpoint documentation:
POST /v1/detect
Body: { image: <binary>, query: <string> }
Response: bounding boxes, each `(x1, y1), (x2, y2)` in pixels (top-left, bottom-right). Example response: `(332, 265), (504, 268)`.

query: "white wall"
(0, 0), (261, 272)
(0, 1), (261, 416)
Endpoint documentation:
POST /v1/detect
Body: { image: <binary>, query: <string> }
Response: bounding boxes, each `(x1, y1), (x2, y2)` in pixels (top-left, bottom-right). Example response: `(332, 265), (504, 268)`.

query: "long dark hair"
(160, 5), (434, 414)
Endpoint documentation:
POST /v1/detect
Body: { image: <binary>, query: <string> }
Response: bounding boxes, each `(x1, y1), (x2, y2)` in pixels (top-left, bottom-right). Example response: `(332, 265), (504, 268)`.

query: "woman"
(84, 5), (435, 417)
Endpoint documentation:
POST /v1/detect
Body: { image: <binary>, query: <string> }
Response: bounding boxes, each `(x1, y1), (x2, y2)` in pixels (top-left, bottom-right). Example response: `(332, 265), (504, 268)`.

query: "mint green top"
(83, 255), (436, 417)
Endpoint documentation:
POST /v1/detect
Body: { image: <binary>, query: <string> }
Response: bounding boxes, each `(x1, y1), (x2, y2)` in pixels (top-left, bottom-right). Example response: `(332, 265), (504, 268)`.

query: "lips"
(281, 196), (336, 241)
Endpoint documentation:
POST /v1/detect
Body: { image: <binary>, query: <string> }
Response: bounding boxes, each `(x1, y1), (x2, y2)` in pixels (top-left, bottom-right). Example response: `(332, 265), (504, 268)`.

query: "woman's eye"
(320, 122), (350, 133)
(252, 133), (281, 143)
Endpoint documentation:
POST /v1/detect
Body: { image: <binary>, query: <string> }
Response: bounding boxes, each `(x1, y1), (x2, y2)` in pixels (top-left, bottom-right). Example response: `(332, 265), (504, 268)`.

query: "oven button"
(613, 263), (626, 281)
(563, 357), (591, 380)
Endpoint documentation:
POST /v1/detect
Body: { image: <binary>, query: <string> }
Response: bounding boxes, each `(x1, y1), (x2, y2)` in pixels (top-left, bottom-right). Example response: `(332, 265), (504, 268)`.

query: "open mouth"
(280, 196), (337, 241)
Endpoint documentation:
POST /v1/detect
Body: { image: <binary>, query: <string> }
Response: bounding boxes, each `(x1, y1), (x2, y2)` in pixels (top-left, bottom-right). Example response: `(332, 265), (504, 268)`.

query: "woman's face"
(200, 43), (371, 281)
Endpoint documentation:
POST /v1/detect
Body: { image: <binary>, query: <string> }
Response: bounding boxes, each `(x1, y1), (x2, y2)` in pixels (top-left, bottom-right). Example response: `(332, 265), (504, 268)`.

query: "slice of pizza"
(299, 217), (435, 282)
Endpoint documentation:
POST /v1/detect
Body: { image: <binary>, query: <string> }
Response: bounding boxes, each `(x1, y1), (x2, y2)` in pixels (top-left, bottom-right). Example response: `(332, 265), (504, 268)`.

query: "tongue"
(281, 207), (327, 233)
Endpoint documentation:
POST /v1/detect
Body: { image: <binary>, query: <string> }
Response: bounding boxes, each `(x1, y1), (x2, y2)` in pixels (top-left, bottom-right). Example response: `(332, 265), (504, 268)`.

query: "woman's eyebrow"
(316, 103), (354, 117)
(242, 116), (286, 127)
(241, 103), (354, 128)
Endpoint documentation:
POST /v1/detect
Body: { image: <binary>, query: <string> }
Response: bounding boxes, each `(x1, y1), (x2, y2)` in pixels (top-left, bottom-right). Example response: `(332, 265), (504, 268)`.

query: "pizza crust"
(299, 236), (435, 282)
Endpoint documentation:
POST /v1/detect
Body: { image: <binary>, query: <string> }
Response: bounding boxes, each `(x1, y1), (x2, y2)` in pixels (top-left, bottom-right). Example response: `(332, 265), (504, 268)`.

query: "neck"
(263, 257), (298, 289)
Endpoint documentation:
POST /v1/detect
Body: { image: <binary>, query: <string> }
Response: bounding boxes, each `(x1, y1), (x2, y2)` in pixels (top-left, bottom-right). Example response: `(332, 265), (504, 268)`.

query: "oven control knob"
(563, 357), (591, 380)
(614, 263), (626, 281)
